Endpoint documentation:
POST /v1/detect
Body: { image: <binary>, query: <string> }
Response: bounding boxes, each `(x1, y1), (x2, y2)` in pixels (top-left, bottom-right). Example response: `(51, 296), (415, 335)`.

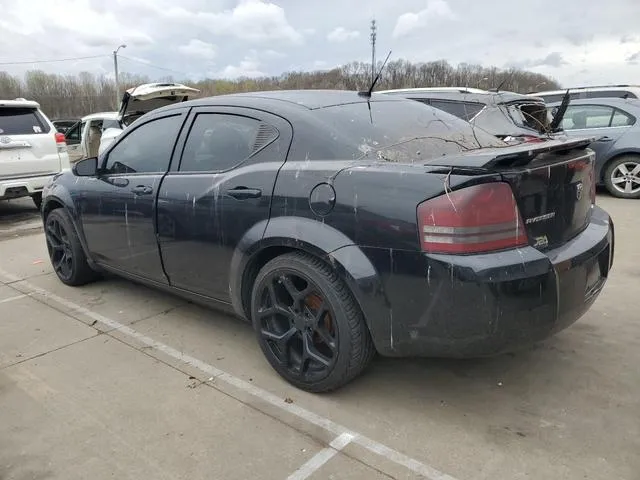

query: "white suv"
(0, 99), (70, 209)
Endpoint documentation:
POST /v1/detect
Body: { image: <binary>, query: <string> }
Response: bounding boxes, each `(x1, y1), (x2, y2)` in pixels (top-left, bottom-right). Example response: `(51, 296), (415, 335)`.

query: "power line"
(118, 55), (185, 76)
(0, 55), (108, 66)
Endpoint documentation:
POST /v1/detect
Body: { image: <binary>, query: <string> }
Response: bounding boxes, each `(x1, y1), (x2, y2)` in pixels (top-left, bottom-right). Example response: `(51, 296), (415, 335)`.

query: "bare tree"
(0, 60), (560, 119)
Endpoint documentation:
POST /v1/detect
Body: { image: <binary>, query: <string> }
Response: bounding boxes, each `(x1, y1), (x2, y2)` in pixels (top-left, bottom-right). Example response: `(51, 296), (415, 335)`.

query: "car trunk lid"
(423, 138), (596, 250)
(118, 82), (200, 127)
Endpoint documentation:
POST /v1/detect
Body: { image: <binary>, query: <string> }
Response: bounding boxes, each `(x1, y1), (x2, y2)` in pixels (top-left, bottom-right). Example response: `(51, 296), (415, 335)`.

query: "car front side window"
(103, 115), (183, 175)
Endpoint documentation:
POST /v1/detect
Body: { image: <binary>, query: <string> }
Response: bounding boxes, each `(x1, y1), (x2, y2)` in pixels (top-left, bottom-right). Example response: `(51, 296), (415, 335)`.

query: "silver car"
(547, 97), (640, 199)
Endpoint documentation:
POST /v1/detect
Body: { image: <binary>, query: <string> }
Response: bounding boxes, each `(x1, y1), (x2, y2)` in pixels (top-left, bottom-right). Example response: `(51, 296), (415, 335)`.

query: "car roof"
(376, 88), (544, 105)
(0, 99), (41, 109)
(377, 87), (488, 95)
(172, 89), (404, 111)
(81, 111), (119, 121)
(531, 85), (640, 97)
(547, 97), (640, 112)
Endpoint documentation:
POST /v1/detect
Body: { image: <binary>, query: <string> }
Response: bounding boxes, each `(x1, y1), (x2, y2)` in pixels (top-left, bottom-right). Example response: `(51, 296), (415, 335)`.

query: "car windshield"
(311, 99), (505, 163)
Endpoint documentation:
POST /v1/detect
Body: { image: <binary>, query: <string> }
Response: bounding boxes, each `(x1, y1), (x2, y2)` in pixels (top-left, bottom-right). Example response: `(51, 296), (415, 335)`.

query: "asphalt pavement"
(0, 194), (638, 480)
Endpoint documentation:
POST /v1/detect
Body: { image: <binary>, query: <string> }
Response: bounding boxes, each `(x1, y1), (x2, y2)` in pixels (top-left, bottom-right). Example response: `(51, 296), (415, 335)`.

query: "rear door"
(0, 106), (61, 179)
(558, 104), (631, 160)
(157, 106), (291, 301)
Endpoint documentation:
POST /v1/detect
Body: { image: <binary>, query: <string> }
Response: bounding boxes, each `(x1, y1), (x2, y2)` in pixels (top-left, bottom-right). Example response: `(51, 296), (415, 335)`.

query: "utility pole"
(370, 19), (377, 83)
(113, 44), (127, 109)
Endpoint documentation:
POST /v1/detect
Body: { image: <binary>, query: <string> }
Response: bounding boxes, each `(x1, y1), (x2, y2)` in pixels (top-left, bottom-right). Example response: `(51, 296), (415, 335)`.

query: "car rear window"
(0, 107), (50, 135)
(504, 103), (551, 133)
(295, 99), (505, 162)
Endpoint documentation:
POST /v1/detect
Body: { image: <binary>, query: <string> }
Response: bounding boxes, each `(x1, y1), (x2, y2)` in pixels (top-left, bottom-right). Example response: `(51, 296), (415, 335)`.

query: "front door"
(64, 121), (86, 163)
(157, 107), (291, 301)
(79, 112), (187, 283)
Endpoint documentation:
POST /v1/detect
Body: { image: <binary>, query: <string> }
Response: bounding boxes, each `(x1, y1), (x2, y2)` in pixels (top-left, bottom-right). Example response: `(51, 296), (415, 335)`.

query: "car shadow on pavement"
(330, 319), (619, 422)
(0, 198), (40, 224)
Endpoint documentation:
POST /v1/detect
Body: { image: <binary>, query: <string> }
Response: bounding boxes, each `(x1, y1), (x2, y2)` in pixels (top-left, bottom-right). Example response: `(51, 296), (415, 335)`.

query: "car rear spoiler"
(423, 137), (593, 170)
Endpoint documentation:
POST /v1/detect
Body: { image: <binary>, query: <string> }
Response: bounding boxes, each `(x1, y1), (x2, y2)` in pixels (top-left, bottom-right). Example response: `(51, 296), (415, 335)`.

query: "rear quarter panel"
(267, 159), (500, 354)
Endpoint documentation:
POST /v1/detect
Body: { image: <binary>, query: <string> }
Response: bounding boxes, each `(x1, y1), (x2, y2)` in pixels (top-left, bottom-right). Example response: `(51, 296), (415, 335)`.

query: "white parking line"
(287, 433), (355, 480)
(0, 294), (28, 304)
(0, 267), (460, 480)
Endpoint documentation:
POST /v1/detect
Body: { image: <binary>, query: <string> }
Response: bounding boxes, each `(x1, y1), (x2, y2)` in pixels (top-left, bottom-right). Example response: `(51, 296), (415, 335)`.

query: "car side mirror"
(73, 157), (98, 177)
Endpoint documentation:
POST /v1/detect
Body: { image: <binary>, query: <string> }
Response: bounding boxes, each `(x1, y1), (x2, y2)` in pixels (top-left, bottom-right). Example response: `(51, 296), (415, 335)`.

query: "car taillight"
(417, 182), (528, 254)
(54, 132), (67, 153)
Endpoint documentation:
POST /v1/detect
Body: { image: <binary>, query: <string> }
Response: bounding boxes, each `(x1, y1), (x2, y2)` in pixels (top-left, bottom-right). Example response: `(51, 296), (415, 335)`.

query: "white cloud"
(327, 27), (360, 43)
(1, 0), (640, 87)
(218, 58), (265, 79)
(264, 49), (286, 58)
(123, 32), (155, 47)
(178, 39), (217, 60)
(161, 0), (303, 44)
(393, 0), (456, 38)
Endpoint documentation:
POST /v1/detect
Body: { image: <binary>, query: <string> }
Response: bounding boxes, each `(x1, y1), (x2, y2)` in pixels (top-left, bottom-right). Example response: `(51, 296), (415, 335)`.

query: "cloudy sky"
(1, 0), (639, 87)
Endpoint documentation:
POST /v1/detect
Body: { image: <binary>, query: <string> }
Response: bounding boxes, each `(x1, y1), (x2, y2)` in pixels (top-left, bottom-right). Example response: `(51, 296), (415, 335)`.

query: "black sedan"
(41, 90), (614, 392)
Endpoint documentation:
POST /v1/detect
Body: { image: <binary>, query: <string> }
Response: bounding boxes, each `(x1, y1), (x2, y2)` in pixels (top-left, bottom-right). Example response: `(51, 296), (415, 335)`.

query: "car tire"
(603, 155), (640, 199)
(44, 208), (100, 286)
(251, 251), (375, 393)
(31, 192), (42, 210)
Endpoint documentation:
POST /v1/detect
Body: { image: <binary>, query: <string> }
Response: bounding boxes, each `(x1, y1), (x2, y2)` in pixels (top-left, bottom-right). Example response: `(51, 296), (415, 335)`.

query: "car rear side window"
(179, 113), (273, 172)
(611, 109), (636, 127)
(428, 99), (485, 121)
(0, 107), (50, 135)
(103, 114), (183, 174)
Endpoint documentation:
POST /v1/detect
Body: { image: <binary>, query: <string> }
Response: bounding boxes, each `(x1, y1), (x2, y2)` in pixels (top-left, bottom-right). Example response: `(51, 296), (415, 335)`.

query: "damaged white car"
(98, 82), (199, 155)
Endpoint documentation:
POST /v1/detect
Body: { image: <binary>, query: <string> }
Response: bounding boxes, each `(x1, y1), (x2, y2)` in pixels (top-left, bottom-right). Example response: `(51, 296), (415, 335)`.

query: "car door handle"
(132, 185), (153, 195)
(226, 187), (262, 199)
(597, 136), (614, 142)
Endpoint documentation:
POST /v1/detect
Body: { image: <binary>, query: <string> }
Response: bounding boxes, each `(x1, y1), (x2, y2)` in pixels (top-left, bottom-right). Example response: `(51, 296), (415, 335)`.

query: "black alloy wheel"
(44, 208), (99, 286)
(45, 214), (74, 282)
(251, 252), (375, 392)
(257, 270), (339, 380)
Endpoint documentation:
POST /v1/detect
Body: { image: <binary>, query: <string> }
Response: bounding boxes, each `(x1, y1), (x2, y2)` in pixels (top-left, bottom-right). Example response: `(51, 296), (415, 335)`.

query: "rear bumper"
(0, 174), (56, 200)
(376, 205), (614, 357)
